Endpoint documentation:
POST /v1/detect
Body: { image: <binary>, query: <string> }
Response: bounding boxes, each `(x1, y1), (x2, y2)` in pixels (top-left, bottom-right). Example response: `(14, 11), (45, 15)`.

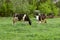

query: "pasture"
(0, 17), (60, 40)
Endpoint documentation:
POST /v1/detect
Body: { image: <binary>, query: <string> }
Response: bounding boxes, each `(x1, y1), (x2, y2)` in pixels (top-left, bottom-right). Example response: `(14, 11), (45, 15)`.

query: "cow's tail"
(26, 14), (31, 25)
(29, 19), (31, 25)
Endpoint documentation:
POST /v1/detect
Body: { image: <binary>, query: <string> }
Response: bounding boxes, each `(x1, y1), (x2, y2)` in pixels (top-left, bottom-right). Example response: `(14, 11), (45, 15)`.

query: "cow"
(35, 13), (47, 23)
(34, 10), (47, 23)
(13, 13), (31, 25)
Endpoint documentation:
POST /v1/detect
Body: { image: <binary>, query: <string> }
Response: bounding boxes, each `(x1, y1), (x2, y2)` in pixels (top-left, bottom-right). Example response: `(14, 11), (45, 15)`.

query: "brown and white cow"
(34, 10), (47, 23)
(35, 13), (47, 23)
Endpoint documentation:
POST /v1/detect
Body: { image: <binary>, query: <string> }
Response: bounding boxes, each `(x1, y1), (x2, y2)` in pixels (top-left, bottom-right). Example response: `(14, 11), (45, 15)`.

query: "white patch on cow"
(23, 14), (26, 21)
(14, 17), (18, 20)
(36, 16), (39, 21)
(39, 21), (41, 23)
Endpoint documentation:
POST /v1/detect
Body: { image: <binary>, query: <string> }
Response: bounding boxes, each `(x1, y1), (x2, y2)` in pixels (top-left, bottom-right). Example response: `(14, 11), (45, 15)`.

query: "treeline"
(0, 0), (60, 17)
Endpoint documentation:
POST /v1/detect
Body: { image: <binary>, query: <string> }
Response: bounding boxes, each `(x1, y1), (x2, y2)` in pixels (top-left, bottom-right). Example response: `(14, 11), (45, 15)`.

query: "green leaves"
(39, 2), (52, 14)
(39, 0), (59, 16)
(0, 0), (59, 16)
(0, 0), (14, 16)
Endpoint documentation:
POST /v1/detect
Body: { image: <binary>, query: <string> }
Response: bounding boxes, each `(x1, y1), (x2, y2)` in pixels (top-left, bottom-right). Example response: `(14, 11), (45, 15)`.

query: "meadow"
(0, 17), (60, 40)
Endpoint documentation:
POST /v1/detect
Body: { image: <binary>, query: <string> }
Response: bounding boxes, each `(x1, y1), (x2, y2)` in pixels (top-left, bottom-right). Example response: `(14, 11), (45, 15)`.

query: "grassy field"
(0, 17), (60, 40)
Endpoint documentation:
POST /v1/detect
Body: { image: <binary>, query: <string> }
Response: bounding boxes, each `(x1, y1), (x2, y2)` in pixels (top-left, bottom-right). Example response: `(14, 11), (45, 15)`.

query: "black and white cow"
(35, 13), (47, 23)
(13, 13), (31, 25)
(35, 13), (46, 23)
(34, 10), (47, 23)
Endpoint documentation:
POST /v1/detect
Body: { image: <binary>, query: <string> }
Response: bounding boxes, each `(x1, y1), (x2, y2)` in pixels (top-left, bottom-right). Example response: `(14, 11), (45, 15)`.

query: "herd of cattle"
(13, 13), (47, 25)
(13, 10), (54, 25)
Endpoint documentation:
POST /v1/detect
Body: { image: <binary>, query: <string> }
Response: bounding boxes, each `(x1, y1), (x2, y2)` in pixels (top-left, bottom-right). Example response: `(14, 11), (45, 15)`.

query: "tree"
(0, 0), (14, 16)
(55, 0), (60, 16)
(56, 0), (60, 8)
(39, 0), (59, 16)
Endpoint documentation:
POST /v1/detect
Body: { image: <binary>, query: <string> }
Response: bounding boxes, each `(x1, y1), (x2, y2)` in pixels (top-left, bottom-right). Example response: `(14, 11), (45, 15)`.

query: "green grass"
(0, 17), (60, 40)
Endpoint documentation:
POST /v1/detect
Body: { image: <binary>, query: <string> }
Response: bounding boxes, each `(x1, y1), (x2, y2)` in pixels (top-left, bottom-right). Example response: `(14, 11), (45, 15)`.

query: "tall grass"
(0, 17), (60, 40)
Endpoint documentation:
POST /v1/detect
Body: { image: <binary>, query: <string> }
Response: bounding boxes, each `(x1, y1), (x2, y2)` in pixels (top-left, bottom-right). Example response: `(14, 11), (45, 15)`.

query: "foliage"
(0, 0), (59, 16)
(39, 0), (59, 16)
(0, 0), (14, 16)
(56, 0), (60, 8)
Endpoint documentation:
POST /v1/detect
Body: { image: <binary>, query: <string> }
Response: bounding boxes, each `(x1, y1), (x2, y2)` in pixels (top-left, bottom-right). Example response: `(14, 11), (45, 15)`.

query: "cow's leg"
(38, 21), (41, 24)
(13, 17), (18, 25)
(39, 18), (42, 23)
(41, 19), (47, 23)
(44, 19), (47, 23)
(41, 20), (44, 23)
